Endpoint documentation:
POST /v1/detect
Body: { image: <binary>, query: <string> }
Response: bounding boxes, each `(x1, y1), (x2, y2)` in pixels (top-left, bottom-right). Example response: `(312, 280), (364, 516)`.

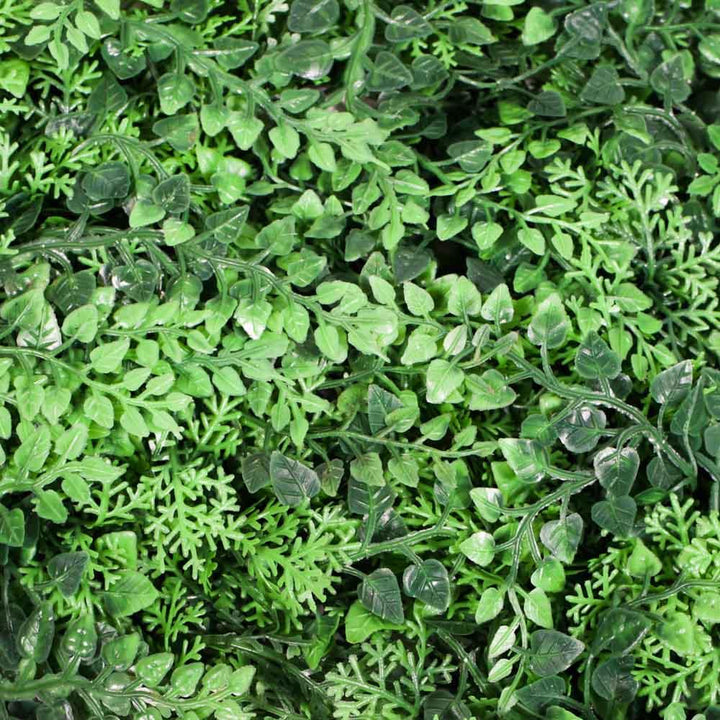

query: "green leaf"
(90, 337), (130, 374)
(403, 559), (450, 611)
(575, 331), (621, 379)
(693, 591), (720, 624)
(288, 0), (339, 33)
(269, 451), (320, 506)
(17, 603), (54, 663)
(558, 405), (606, 453)
(657, 613), (697, 656)
(650, 54), (690, 104)
(475, 587), (504, 624)
(522, 7), (556, 45)
(30, 3), (61, 20)
(528, 295), (569, 349)
(213, 38), (258, 70)
(531, 559), (566, 593)
(498, 438), (546, 483)
(0, 506), (24, 547)
(152, 114), (199, 152)
(540, 514), (583, 564)
(385, 5), (432, 42)
(35, 490), (68, 524)
(593, 446), (639, 496)
(95, 0), (120, 19)
(104, 570), (159, 617)
(626, 539), (662, 578)
(591, 495), (636, 538)
(170, 0), (209, 23)
(48, 552), (89, 597)
(481, 283), (513, 324)
(528, 630), (585, 677)
(489, 624), (516, 658)
(650, 360), (693, 405)
(276, 40), (334, 80)
(153, 174), (190, 213)
(403, 282), (434, 317)
(368, 51), (413, 91)
(448, 277), (482, 317)
(102, 39), (146, 78)
(518, 227), (545, 255)
(136, 653), (174, 686)
(459, 531), (495, 567)
(467, 370), (516, 411)
(359, 568), (404, 623)
(524, 588), (553, 628)
(0, 60), (30, 98)
(472, 220), (503, 251)
(581, 66), (625, 105)
(269, 123), (301, 160)
(345, 600), (402, 644)
(82, 162), (130, 200)
(426, 359), (464, 404)
(76, 10), (102, 39)
(25, 25), (52, 45)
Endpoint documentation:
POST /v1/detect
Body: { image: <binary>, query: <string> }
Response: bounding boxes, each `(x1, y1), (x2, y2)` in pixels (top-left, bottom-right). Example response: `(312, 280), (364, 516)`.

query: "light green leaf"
(528, 294), (569, 349)
(104, 571), (159, 617)
(498, 438), (546, 482)
(467, 370), (516, 411)
(459, 531), (495, 567)
(426, 359), (464, 404)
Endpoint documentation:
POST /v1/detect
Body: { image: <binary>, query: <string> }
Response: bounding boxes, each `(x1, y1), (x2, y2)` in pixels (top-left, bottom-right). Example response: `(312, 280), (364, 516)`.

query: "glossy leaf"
(359, 568), (404, 623)
(403, 559), (450, 611)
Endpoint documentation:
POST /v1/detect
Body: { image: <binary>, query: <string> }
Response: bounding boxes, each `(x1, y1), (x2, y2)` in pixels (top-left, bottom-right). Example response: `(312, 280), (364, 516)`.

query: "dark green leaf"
(359, 568), (404, 623)
(528, 630), (585, 677)
(581, 66), (625, 105)
(650, 54), (690, 104)
(528, 91), (566, 117)
(403, 559), (450, 611)
(152, 174), (191, 213)
(368, 51), (413, 91)
(515, 676), (566, 711)
(385, 5), (432, 42)
(242, 452), (271, 493)
(591, 657), (638, 703)
(591, 495), (636, 538)
(575, 331), (621, 380)
(650, 360), (692, 405)
(367, 384), (403, 434)
(269, 451), (320, 506)
(48, 552), (88, 597)
(593, 446), (639, 496)
(82, 162), (130, 200)
(558, 405), (607, 453)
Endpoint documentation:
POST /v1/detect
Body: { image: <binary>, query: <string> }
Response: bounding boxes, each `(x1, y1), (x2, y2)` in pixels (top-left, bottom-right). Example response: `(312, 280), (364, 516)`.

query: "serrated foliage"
(0, 0), (719, 719)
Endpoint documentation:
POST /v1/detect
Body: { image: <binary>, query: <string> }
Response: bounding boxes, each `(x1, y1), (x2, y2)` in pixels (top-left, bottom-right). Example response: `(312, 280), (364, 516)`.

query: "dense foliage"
(1, 0), (720, 718)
